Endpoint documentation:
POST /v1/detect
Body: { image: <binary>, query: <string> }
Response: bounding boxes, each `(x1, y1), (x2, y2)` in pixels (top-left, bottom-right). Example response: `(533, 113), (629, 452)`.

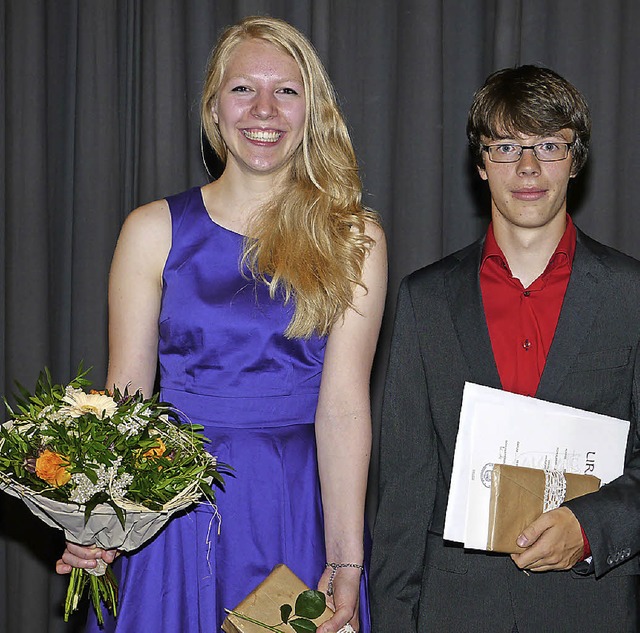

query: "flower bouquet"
(0, 366), (228, 625)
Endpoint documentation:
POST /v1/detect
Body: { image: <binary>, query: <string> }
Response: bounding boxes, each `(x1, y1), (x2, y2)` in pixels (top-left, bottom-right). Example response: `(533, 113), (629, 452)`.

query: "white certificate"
(444, 382), (630, 549)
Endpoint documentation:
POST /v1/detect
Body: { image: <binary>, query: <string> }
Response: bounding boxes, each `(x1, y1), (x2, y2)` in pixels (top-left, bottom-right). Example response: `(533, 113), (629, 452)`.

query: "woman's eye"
(231, 86), (250, 93)
(278, 87), (299, 95)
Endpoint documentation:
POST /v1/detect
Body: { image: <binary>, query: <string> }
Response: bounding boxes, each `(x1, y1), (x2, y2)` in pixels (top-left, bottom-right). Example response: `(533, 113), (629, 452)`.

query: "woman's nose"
(251, 91), (277, 119)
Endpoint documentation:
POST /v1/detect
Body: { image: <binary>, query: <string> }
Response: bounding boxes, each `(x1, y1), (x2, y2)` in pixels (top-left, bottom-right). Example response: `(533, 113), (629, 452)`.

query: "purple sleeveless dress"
(86, 187), (370, 632)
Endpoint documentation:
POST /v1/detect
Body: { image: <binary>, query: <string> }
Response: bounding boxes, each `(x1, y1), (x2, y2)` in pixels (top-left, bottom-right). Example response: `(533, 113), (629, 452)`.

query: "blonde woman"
(56, 16), (386, 633)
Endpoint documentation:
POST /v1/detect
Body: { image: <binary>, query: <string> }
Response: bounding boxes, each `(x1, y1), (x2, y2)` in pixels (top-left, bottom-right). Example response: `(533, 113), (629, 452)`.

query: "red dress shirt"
(480, 215), (590, 557)
(480, 215), (576, 397)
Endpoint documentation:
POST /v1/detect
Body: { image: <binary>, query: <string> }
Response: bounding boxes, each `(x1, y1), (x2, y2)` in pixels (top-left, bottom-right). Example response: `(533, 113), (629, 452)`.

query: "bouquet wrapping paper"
(0, 476), (191, 551)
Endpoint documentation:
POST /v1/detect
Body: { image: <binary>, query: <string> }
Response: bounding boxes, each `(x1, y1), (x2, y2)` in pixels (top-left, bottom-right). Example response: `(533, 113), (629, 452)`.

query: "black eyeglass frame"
(481, 141), (574, 163)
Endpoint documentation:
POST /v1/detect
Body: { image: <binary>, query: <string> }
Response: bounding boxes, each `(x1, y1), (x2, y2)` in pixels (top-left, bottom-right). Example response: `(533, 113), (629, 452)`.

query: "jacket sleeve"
(565, 343), (640, 577)
(369, 278), (438, 631)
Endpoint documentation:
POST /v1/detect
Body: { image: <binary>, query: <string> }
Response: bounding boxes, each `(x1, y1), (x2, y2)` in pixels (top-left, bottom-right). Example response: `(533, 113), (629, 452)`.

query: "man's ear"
(478, 164), (488, 181)
(570, 160), (578, 178)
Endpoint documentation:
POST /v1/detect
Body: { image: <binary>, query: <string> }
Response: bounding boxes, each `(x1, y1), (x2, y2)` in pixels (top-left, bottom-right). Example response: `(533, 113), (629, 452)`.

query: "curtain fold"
(2, 1), (639, 630)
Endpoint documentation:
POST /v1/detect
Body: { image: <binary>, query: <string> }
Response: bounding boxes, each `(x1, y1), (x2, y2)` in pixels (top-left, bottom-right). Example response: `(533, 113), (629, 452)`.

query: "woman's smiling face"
(213, 38), (306, 180)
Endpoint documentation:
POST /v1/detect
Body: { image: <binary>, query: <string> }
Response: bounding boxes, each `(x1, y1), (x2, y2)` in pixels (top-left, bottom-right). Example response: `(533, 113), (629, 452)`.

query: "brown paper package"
(222, 564), (333, 633)
(487, 464), (600, 553)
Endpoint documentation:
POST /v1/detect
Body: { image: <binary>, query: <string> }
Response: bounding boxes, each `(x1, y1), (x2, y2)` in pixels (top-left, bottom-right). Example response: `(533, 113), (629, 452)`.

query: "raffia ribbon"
(543, 469), (567, 513)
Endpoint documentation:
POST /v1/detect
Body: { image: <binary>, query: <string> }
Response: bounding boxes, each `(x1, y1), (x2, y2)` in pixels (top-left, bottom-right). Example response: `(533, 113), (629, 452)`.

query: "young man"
(370, 66), (640, 632)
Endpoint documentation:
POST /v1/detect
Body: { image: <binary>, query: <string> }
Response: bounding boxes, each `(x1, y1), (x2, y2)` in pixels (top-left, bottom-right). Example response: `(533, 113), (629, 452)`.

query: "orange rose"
(35, 450), (71, 487)
(143, 438), (167, 459)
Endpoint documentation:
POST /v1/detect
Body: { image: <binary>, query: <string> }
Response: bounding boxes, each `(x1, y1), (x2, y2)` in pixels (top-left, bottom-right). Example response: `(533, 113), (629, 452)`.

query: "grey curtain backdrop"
(2, 1), (640, 630)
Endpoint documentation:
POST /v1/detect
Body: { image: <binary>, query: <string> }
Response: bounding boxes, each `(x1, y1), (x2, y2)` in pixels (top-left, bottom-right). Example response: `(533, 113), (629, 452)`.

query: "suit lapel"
(536, 231), (609, 401)
(446, 240), (502, 389)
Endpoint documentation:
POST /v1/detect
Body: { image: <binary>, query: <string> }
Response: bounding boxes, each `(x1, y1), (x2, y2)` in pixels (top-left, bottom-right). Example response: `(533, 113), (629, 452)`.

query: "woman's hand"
(316, 565), (361, 633)
(55, 542), (118, 575)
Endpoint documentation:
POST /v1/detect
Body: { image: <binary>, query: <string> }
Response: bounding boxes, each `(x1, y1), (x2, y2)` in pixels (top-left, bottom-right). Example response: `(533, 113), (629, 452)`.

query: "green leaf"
(111, 501), (126, 529)
(280, 603), (292, 623)
(290, 618), (317, 633)
(294, 590), (326, 619)
(82, 504), (91, 525)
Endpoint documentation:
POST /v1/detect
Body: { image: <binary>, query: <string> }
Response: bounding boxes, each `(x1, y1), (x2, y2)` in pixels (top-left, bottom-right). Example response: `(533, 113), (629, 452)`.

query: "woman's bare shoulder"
(123, 198), (171, 235)
(112, 198), (172, 274)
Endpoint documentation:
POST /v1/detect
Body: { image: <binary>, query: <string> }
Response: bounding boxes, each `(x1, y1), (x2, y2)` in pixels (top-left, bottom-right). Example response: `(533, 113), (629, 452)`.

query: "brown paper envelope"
(486, 464), (600, 553)
(222, 564), (333, 633)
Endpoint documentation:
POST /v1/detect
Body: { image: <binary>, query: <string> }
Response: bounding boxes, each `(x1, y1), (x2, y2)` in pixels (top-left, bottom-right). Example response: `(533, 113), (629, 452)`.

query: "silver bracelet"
(325, 562), (364, 596)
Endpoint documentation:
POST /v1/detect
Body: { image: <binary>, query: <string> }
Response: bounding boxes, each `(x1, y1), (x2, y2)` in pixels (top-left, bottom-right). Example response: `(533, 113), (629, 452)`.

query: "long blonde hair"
(201, 16), (378, 338)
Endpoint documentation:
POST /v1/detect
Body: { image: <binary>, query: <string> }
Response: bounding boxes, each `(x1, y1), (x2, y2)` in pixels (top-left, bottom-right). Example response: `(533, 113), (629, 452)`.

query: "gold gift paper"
(487, 464), (600, 553)
(222, 564), (333, 633)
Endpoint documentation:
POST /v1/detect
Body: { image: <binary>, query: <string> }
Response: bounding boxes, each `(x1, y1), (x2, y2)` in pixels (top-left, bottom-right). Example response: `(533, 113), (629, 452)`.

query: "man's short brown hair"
(467, 65), (591, 175)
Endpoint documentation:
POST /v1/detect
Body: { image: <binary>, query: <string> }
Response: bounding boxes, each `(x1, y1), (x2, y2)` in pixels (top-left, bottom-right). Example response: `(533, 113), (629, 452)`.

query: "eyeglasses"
(482, 141), (574, 163)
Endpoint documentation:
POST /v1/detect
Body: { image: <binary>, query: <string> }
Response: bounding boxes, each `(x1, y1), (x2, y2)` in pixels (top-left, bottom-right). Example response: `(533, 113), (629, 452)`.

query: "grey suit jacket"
(370, 229), (640, 632)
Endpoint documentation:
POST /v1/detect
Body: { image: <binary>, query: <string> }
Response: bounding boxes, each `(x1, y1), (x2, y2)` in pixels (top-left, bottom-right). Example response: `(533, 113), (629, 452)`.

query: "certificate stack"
(444, 383), (628, 552)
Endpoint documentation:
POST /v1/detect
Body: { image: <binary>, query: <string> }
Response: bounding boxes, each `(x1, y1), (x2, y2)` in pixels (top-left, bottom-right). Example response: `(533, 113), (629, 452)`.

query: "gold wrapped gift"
(487, 464), (600, 553)
(222, 564), (333, 633)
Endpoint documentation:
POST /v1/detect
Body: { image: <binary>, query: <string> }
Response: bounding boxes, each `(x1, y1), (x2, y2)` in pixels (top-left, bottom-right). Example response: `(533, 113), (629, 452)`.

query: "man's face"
(478, 129), (575, 234)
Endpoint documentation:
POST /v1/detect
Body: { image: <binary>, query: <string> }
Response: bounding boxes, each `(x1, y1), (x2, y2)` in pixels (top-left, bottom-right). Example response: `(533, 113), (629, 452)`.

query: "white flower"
(62, 391), (118, 419)
(116, 402), (149, 438)
(69, 457), (132, 504)
(37, 404), (66, 424)
(69, 472), (106, 504)
(110, 471), (134, 499)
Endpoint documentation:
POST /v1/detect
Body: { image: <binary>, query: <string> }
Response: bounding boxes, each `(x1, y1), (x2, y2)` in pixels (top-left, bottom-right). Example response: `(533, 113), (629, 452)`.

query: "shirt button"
(523, 339), (531, 351)
(523, 290), (531, 297)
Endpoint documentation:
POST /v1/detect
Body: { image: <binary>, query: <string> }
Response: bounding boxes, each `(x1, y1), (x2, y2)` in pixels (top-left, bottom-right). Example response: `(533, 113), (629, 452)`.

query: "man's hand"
(510, 506), (584, 572)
